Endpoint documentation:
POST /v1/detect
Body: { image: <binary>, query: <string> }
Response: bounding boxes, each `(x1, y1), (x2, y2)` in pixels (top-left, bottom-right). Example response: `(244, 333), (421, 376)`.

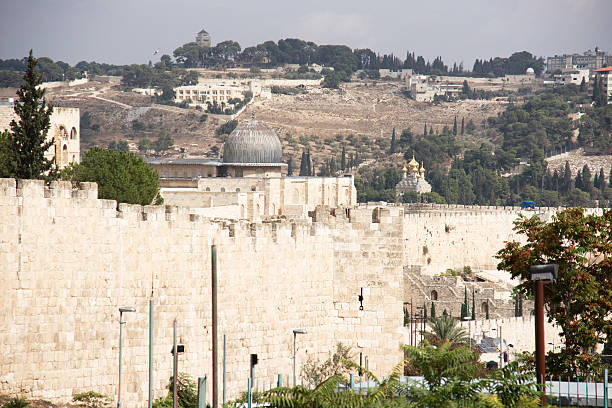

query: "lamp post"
(118, 306), (136, 408)
(530, 263), (558, 405)
(461, 316), (473, 349)
(293, 329), (307, 387)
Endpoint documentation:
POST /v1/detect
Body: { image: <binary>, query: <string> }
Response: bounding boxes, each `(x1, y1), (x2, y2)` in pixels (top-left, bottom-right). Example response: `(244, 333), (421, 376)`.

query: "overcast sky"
(1, 0), (611, 67)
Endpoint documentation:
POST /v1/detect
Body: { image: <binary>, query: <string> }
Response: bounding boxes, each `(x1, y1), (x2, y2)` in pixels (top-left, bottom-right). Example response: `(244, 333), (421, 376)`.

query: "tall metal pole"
(498, 325), (503, 368)
(149, 297), (154, 408)
(410, 301), (413, 346)
(293, 332), (297, 387)
(173, 319), (177, 408)
(223, 334), (226, 405)
(535, 280), (546, 404)
(118, 311), (124, 408)
(212, 246), (219, 408)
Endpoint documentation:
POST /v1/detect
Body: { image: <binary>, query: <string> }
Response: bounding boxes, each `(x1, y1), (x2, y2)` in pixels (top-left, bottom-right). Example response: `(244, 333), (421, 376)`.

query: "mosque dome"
(526, 67), (535, 75)
(222, 119), (283, 164)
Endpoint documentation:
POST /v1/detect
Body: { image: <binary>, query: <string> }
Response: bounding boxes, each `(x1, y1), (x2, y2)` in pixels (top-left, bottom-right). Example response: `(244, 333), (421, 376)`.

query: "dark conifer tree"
(341, 145), (346, 171)
(461, 117), (465, 135)
(563, 161), (572, 193)
(429, 127), (434, 135)
(287, 156), (294, 176)
(299, 151), (307, 176)
(582, 164), (592, 192)
(594, 171), (600, 189)
(552, 169), (559, 192)
(599, 167), (606, 192)
(471, 289), (475, 320)
(430, 302), (436, 319)
(575, 169), (582, 190)
(306, 149), (312, 176)
(453, 116), (458, 136)
(6, 50), (55, 180)
(389, 128), (396, 154)
(423, 123), (427, 137)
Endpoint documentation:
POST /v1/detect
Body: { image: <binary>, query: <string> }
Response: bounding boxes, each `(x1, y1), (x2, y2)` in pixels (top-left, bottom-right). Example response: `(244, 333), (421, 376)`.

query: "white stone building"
(0, 104), (80, 168)
(554, 68), (590, 85)
(594, 66), (612, 103)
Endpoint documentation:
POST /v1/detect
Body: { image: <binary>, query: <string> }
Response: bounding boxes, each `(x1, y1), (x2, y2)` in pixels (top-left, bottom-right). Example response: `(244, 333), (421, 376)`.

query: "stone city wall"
(0, 179), (403, 406)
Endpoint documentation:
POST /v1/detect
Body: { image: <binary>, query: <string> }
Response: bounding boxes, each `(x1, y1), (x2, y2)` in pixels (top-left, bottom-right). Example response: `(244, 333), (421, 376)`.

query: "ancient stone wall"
(0, 179), (403, 406)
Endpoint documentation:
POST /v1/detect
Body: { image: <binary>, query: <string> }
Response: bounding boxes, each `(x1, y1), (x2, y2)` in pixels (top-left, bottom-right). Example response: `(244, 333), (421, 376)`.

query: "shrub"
(3, 398), (29, 408)
(72, 391), (112, 408)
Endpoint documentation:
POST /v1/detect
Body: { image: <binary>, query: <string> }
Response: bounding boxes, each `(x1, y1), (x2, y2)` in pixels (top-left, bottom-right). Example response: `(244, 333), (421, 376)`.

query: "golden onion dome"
(408, 156), (419, 170)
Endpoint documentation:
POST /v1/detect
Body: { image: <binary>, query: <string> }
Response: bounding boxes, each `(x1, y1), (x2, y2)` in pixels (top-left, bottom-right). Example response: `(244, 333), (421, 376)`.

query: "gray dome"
(222, 120), (283, 164)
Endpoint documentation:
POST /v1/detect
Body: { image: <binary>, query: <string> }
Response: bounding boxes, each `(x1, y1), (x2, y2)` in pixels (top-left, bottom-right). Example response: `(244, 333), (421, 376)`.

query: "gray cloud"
(0, 0), (610, 66)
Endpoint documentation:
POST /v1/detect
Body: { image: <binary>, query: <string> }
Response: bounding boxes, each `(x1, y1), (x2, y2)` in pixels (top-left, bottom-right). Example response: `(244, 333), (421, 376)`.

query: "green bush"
(3, 398), (29, 408)
(72, 391), (112, 408)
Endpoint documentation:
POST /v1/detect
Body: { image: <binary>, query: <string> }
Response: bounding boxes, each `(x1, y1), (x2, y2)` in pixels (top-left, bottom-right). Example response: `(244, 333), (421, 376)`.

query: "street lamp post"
(118, 306), (136, 408)
(530, 264), (558, 405)
(461, 316), (473, 349)
(293, 329), (307, 387)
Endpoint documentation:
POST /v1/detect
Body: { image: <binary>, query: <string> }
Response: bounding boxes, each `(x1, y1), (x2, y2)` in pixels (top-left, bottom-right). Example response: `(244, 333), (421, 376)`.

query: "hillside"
(48, 77), (507, 167)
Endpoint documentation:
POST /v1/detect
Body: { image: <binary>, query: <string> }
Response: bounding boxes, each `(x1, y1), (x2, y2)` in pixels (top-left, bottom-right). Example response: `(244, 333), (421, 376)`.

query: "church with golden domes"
(395, 156), (432, 196)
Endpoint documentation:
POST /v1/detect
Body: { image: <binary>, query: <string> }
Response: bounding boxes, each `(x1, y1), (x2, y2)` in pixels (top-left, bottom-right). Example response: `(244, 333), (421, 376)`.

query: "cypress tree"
(430, 302), (436, 318)
(594, 171), (600, 189)
(563, 161), (572, 193)
(299, 151), (307, 176)
(453, 116), (457, 136)
(6, 50), (55, 180)
(287, 156), (294, 176)
(461, 117), (465, 135)
(306, 149), (312, 176)
(471, 289), (475, 320)
(600, 167), (606, 192)
(423, 123), (427, 137)
(582, 164), (592, 192)
(575, 169), (582, 190)
(389, 128), (396, 154)
(429, 127), (434, 135)
(341, 145), (346, 171)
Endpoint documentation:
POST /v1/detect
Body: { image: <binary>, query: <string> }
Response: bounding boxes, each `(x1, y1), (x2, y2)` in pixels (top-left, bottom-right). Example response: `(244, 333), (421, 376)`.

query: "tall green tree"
(461, 117), (465, 136)
(497, 208), (612, 377)
(4, 50), (55, 180)
(389, 127), (396, 154)
(452, 116), (457, 136)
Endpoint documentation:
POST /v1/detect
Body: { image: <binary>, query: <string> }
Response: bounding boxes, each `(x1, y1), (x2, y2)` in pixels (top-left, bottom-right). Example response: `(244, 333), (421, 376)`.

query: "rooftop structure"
(546, 48), (610, 73)
(196, 29), (211, 47)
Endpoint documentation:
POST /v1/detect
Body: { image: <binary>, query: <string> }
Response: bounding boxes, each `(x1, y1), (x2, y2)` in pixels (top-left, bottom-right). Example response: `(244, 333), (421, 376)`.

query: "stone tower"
(196, 29), (211, 47)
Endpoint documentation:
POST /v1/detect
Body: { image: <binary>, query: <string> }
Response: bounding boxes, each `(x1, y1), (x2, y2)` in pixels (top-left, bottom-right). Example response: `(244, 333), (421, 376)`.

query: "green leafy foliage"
(423, 316), (469, 346)
(153, 373), (198, 408)
(302, 342), (353, 387)
(60, 147), (161, 206)
(497, 208), (612, 377)
(216, 120), (238, 136)
(72, 391), (112, 408)
(3, 398), (30, 408)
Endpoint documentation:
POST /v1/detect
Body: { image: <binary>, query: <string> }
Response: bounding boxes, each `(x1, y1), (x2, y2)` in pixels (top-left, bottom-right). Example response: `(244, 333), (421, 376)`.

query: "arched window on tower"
(70, 127), (77, 140)
(431, 290), (438, 301)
